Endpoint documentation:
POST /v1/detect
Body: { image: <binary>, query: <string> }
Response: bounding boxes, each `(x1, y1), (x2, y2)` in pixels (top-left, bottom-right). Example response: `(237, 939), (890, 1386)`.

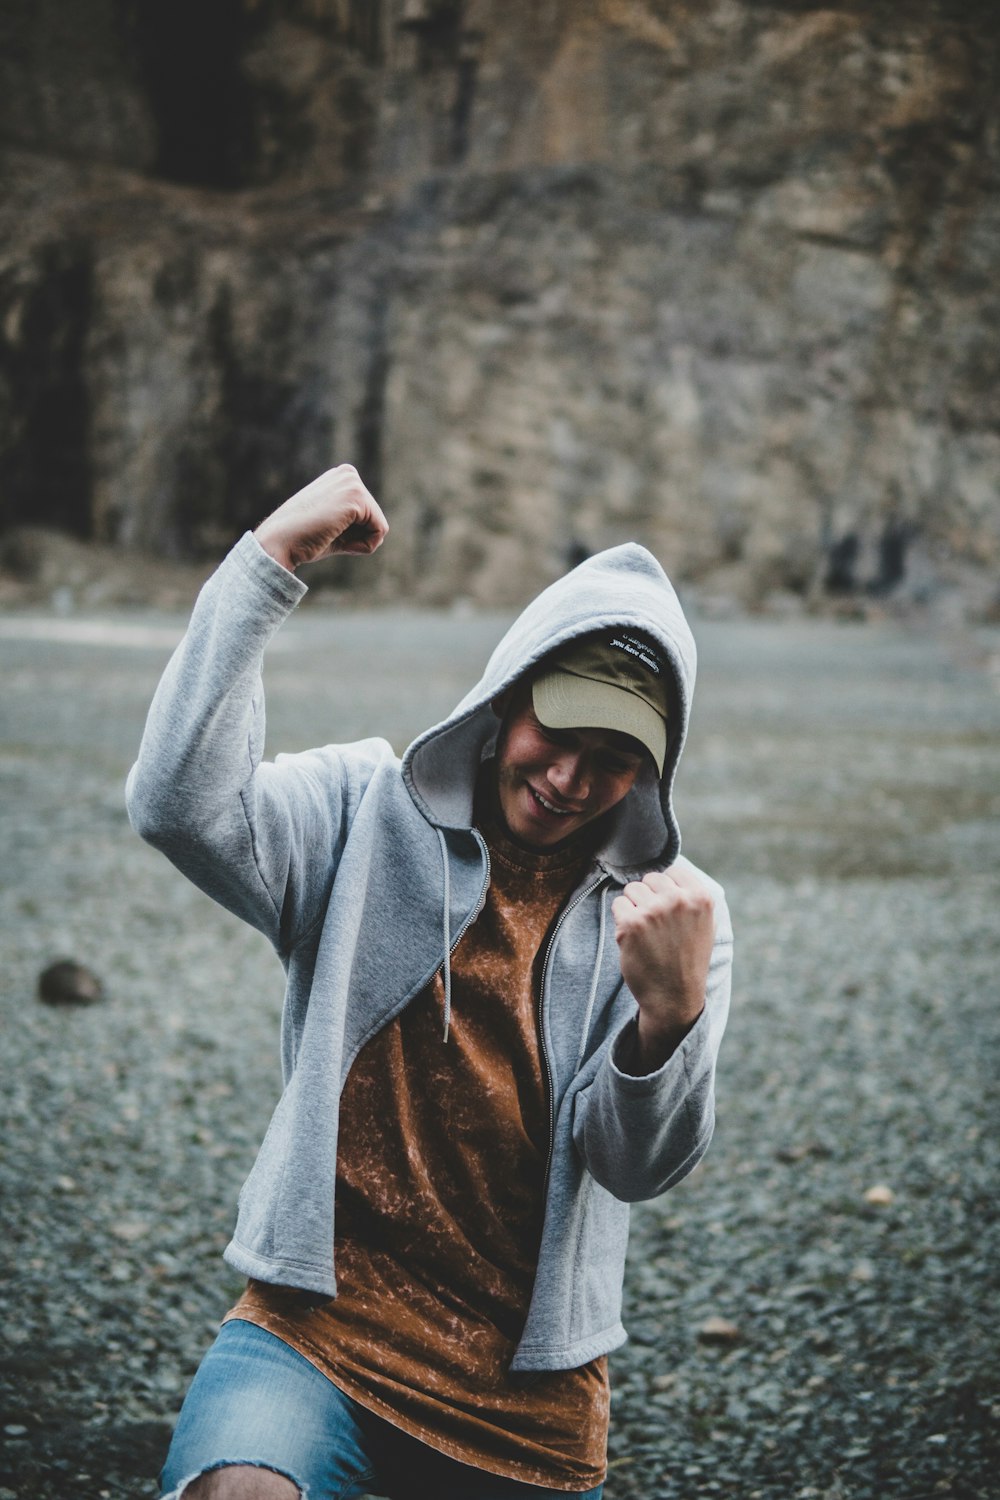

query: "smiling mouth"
(529, 785), (579, 817)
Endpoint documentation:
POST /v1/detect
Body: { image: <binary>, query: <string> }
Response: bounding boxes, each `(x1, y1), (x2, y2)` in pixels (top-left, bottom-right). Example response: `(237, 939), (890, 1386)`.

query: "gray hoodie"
(126, 531), (733, 1372)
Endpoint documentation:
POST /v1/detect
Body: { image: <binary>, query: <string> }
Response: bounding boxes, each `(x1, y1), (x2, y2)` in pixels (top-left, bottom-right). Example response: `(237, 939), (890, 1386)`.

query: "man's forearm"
(622, 1009), (701, 1076)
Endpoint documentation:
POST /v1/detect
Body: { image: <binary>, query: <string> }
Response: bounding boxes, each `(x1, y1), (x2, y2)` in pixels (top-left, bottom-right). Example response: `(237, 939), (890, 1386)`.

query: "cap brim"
(533, 672), (666, 775)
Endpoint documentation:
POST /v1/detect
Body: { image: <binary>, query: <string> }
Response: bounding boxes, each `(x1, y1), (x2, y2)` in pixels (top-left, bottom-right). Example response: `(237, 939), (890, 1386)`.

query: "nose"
(548, 750), (589, 802)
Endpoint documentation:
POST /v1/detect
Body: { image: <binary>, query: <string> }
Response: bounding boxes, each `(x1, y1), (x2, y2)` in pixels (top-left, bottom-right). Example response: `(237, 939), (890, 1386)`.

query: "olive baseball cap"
(531, 630), (669, 774)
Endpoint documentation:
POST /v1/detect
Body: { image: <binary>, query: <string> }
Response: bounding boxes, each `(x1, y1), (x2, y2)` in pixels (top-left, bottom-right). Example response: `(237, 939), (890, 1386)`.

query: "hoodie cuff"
(608, 1009), (705, 1089)
(611, 1011), (701, 1079)
(231, 531), (310, 610)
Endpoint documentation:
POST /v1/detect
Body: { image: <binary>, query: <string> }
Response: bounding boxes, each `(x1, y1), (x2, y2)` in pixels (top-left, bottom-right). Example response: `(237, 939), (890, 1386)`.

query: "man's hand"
(611, 864), (716, 1073)
(254, 465), (389, 573)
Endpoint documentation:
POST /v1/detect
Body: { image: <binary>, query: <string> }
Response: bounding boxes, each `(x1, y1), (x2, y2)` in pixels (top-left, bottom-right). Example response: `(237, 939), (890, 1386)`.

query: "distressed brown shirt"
(229, 795), (610, 1490)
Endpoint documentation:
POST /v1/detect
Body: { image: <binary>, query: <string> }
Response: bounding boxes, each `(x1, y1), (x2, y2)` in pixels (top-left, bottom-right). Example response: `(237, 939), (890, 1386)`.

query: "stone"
(110, 1220), (153, 1243)
(37, 959), (106, 1006)
(697, 1314), (742, 1345)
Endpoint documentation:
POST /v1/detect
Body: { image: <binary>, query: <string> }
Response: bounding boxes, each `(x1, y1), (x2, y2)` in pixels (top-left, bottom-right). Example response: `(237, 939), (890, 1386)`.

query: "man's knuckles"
(611, 900), (649, 936)
(650, 870), (713, 912)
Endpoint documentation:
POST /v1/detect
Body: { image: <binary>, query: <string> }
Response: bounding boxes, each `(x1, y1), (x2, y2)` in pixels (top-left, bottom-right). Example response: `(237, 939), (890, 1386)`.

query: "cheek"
(596, 770), (639, 813)
(502, 726), (548, 776)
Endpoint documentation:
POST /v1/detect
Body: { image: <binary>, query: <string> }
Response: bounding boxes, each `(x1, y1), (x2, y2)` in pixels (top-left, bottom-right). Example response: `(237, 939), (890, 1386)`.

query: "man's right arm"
(125, 467), (389, 952)
(253, 463), (388, 572)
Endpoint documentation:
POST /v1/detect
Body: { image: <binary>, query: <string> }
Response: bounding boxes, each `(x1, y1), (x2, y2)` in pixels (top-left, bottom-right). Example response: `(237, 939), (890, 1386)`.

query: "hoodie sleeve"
(571, 880), (733, 1202)
(125, 532), (391, 954)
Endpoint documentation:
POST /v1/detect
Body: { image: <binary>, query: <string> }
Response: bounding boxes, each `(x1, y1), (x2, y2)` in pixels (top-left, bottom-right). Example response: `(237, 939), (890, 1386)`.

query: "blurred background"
(1, 5), (999, 1500)
(0, 0), (998, 613)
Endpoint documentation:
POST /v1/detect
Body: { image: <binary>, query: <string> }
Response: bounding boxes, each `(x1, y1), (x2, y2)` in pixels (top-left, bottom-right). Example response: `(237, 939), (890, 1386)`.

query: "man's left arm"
(572, 862), (733, 1202)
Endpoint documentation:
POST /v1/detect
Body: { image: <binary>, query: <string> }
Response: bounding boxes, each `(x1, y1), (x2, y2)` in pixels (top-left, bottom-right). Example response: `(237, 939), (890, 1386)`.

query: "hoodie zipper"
(439, 830), (492, 990)
(537, 874), (607, 1194)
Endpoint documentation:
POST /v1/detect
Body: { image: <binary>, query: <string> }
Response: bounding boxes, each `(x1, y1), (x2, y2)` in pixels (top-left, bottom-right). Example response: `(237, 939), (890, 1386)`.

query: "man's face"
(494, 685), (647, 849)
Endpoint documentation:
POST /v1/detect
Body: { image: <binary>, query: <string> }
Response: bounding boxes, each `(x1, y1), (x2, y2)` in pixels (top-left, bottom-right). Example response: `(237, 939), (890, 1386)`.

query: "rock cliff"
(1, 0), (998, 610)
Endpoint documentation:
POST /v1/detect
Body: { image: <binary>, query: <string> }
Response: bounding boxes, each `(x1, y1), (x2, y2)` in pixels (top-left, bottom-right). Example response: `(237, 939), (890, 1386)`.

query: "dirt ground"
(1, 593), (998, 1499)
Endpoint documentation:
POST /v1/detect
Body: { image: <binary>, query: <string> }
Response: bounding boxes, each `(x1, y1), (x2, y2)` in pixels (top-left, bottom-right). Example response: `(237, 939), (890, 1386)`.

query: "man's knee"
(180, 1464), (301, 1499)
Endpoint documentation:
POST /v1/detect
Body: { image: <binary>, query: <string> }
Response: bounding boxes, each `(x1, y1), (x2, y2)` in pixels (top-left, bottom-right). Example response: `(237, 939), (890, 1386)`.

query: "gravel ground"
(1, 598), (998, 1500)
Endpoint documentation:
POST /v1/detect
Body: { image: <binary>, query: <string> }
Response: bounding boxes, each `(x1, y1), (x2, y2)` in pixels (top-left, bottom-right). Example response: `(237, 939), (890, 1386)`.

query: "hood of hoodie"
(402, 544), (696, 875)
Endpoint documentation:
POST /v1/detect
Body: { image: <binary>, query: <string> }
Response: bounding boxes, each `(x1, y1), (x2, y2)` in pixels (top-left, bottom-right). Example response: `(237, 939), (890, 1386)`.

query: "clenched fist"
(254, 465), (389, 573)
(611, 863), (716, 1073)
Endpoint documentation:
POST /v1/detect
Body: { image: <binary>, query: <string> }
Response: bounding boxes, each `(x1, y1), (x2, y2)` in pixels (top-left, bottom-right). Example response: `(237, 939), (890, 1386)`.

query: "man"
(127, 465), (733, 1500)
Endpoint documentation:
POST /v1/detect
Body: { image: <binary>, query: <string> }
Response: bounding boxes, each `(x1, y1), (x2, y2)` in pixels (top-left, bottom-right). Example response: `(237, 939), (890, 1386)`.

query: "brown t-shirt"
(228, 800), (610, 1490)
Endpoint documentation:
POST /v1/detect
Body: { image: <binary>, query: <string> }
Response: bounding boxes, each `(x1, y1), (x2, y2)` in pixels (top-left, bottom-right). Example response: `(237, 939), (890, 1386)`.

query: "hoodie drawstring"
(574, 883), (608, 1074)
(437, 828), (453, 1041)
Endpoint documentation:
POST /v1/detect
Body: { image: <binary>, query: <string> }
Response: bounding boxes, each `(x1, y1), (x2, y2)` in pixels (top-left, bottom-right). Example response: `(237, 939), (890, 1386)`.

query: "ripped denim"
(159, 1320), (604, 1500)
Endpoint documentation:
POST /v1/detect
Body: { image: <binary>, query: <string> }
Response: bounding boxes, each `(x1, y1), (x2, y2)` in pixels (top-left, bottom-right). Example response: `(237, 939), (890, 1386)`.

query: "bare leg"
(182, 1466), (300, 1499)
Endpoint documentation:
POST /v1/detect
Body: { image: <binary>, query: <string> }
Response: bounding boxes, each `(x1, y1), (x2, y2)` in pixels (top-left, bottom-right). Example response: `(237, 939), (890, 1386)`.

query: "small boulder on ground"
(697, 1315), (742, 1345)
(37, 960), (105, 1006)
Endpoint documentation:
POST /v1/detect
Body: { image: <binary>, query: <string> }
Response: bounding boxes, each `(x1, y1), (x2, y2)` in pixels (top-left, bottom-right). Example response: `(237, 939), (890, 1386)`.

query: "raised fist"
(611, 862), (716, 1070)
(254, 465), (389, 573)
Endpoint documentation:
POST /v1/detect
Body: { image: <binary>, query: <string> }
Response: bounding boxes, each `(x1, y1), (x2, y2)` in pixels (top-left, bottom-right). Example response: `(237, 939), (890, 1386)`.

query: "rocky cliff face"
(1, 0), (998, 610)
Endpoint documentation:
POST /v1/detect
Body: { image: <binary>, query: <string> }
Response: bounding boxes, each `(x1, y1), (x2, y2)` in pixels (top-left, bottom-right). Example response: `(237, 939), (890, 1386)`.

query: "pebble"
(110, 1219), (153, 1242)
(698, 1315), (742, 1344)
(36, 959), (105, 1005)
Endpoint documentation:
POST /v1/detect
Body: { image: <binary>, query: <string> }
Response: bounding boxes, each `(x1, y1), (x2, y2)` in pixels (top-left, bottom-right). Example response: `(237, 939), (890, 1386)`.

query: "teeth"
(533, 788), (571, 815)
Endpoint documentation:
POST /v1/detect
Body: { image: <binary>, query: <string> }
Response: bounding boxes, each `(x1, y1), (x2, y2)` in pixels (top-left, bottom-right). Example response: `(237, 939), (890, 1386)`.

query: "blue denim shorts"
(160, 1320), (605, 1500)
